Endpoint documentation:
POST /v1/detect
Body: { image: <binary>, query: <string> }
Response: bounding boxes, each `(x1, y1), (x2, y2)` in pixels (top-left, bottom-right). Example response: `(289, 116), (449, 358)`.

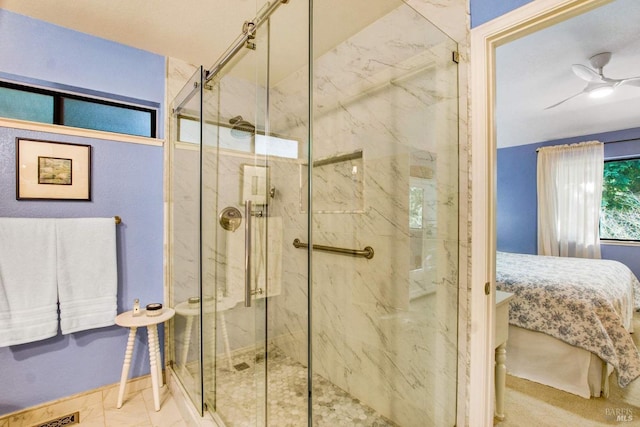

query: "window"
(409, 177), (436, 270)
(0, 81), (156, 138)
(177, 116), (299, 159)
(0, 86), (53, 123)
(409, 186), (424, 229)
(600, 157), (640, 241)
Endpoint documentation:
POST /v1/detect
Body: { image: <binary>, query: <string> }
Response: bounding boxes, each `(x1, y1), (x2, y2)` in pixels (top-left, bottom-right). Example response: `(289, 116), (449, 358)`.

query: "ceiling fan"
(545, 52), (640, 109)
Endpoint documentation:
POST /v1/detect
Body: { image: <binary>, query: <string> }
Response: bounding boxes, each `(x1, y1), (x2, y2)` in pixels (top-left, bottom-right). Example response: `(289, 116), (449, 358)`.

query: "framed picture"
(16, 138), (91, 201)
(241, 164), (269, 205)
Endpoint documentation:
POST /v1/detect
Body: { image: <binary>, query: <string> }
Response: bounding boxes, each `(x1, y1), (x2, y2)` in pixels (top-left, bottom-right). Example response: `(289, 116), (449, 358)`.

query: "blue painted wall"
(0, 9), (165, 133)
(0, 10), (165, 415)
(470, 0), (535, 27)
(497, 127), (640, 279)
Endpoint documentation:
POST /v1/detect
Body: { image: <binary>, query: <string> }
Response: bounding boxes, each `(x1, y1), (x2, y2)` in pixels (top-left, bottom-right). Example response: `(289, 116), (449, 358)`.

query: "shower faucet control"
(219, 207), (242, 232)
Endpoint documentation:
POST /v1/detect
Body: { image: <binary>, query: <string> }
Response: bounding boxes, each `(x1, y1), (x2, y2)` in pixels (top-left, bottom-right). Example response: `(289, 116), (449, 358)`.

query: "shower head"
(229, 115), (255, 138)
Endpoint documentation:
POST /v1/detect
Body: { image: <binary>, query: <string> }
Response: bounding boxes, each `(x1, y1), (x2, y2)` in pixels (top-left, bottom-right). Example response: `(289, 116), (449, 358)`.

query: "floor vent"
(34, 411), (79, 427)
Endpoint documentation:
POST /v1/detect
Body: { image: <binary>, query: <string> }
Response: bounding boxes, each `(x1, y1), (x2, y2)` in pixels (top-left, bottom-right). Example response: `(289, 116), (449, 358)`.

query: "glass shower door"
(169, 0), (459, 425)
(170, 1), (311, 424)
(200, 8), (311, 425)
(170, 62), (273, 425)
(201, 46), (270, 426)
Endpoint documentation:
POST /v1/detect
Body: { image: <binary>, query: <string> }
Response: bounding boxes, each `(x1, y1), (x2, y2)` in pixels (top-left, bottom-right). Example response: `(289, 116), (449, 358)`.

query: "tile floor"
(209, 347), (397, 427)
(4, 346), (398, 427)
(1, 377), (188, 427)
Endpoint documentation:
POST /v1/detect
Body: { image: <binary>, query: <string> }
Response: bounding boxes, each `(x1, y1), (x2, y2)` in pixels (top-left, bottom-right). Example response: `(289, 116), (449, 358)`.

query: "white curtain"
(537, 141), (604, 258)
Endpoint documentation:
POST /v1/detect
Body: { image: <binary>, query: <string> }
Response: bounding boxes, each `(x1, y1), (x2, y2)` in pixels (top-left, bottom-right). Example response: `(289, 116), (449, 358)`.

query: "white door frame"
(468, 0), (613, 424)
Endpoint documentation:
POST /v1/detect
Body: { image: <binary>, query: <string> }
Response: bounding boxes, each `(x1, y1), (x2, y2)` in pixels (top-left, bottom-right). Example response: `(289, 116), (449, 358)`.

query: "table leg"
(117, 327), (137, 409)
(155, 325), (163, 387)
(180, 315), (194, 374)
(219, 311), (234, 371)
(495, 342), (507, 421)
(147, 324), (161, 411)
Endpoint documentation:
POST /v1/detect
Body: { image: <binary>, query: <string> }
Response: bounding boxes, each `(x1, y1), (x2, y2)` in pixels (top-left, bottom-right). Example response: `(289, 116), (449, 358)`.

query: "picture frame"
(16, 138), (92, 201)
(241, 164), (268, 205)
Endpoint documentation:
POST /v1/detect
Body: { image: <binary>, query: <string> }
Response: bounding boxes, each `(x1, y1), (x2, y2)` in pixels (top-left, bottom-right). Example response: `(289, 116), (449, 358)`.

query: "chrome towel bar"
(292, 238), (374, 259)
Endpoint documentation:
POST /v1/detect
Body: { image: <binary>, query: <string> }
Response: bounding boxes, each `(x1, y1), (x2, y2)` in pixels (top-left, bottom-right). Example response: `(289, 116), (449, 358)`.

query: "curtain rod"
(536, 137), (640, 152)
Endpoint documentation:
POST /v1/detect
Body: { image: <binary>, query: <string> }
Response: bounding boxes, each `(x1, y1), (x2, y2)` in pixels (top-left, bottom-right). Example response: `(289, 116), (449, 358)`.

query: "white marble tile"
(103, 389), (151, 427)
(7, 391), (104, 427)
(405, 0), (469, 44)
(141, 387), (187, 427)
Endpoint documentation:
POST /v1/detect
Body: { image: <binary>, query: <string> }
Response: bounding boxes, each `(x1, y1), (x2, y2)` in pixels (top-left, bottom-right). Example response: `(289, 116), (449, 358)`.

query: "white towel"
(0, 218), (59, 347)
(56, 218), (117, 334)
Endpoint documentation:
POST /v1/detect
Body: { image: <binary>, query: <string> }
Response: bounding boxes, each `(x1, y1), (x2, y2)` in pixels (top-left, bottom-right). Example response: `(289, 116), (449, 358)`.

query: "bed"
(496, 251), (640, 398)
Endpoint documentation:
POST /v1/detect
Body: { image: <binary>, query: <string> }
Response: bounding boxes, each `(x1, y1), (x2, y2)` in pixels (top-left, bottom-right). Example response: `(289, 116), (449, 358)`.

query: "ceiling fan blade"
(572, 64), (602, 82)
(618, 76), (640, 87)
(544, 90), (585, 110)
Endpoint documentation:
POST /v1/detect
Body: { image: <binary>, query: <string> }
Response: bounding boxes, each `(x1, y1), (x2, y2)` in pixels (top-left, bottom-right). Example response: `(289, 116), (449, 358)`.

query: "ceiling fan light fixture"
(588, 84), (614, 99)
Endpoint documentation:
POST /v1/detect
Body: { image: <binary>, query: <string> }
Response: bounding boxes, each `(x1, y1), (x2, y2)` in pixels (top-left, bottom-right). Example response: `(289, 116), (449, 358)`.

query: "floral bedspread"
(496, 251), (640, 388)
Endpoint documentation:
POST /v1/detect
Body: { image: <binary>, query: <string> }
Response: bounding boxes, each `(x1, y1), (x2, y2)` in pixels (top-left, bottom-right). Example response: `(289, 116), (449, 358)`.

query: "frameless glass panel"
(169, 67), (204, 414)
(0, 86), (53, 123)
(218, 126), (252, 152)
(169, 1), (459, 425)
(206, 1), (311, 424)
(204, 18), (268, 427)
(62, 98), (152, 137)
(264, 2), (311, 425)
(255, 134), (298, 159)
(177, 117), (199, 144)
(180, 116), (298, 160)
(311, 1), (459, 426)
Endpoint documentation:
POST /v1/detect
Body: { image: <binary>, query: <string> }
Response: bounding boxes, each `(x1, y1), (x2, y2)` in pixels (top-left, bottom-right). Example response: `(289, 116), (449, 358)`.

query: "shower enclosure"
(168, 1), (459, 425)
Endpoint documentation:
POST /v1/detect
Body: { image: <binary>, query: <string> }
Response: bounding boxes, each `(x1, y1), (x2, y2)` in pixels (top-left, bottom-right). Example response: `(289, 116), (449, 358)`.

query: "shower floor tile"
(211, 347), (398, 427)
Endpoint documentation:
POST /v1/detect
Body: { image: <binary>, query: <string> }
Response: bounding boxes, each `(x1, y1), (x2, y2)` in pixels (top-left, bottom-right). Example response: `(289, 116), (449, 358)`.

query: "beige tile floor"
(1, 377), (189, 427)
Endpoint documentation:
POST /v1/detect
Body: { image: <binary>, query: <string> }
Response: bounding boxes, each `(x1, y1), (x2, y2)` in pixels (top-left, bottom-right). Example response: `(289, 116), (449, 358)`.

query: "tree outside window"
(600, 158), (640, 240)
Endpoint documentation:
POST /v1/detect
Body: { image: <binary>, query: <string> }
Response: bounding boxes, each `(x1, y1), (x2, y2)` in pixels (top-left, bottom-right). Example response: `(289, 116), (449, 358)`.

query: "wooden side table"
(115, 308), (175, 411)
(495, 290), (514, 421)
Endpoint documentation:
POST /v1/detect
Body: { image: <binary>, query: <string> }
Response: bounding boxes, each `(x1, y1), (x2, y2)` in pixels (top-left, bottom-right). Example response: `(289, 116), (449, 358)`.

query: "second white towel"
(56, 218), (118, 334)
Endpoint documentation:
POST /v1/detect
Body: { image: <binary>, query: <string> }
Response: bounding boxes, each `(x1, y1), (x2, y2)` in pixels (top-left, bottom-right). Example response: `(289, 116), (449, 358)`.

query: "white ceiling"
(496, 0), (640, 148)
(5, 0), (637, 149)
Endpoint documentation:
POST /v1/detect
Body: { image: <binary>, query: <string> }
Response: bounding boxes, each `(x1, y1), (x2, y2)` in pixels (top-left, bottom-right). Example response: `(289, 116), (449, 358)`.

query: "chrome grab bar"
(292, 238), (374, 259)
(244, 200), (252, 307)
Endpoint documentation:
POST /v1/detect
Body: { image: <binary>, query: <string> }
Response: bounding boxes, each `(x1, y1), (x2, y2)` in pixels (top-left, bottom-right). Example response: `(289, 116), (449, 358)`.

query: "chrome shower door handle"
(244, 200), (252, 308)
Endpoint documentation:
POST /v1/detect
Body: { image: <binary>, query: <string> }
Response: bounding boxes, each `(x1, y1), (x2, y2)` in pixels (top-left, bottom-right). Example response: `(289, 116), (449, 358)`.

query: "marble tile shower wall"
(265, 6), (460, 426)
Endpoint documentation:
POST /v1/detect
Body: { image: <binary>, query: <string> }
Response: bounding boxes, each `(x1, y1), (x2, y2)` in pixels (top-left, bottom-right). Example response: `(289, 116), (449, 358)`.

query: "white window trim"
(0, 117), (163, 146)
